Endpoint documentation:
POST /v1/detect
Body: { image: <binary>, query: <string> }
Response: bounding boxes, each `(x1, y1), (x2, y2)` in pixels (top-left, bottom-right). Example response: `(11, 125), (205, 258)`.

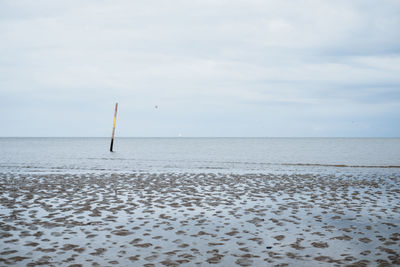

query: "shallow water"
(1, 137), (399, 174)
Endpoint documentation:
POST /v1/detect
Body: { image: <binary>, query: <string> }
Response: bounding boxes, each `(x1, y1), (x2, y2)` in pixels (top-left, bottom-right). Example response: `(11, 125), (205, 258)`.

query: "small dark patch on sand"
(311, 241), (329, 248)
(128, 255), (140, 261)
(112, 230), (133, 236)
(273, 235), (285, 241)
(0, 250), (17, 255)
(358, 237), (372, 243)
(206, 254), (224, 264)
(160, 259), (179, 266)
(235, 257), (253, 266)
(90, 248), (106, 256)
(331, 235), (353, 241)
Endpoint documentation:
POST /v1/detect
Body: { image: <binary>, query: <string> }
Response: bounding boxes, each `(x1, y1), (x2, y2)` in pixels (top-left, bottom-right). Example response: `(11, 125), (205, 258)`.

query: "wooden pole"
(110, 103), (118, 152)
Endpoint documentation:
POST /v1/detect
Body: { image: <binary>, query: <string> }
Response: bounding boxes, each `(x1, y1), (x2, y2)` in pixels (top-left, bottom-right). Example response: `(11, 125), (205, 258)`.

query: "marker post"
(110, 103), (118, 152)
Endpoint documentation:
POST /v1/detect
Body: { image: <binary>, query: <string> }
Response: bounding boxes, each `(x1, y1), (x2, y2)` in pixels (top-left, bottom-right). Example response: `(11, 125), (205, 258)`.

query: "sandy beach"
(0, 172), (399, 266)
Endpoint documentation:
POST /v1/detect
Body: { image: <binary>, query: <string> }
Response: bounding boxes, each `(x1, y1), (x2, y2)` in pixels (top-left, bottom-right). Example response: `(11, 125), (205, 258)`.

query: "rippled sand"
(1, 172), (399, 266)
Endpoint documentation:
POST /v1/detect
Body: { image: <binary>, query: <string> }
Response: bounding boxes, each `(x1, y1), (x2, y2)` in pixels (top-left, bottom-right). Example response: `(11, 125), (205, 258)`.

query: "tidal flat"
(0, 172), (399, 266)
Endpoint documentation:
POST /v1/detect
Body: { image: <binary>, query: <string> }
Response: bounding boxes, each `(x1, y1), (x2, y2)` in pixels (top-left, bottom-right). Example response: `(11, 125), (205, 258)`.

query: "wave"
(1, 161), (399, 172)
(280, 163), (400, 168)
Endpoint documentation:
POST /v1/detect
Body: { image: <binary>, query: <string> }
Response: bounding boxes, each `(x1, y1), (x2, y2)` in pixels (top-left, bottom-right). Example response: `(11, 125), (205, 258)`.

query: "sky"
(1, 0), (399, 137)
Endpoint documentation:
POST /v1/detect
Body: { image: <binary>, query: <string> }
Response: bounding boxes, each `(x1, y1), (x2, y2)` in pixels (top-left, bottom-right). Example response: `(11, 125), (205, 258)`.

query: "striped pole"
(110, 103), (118, 152)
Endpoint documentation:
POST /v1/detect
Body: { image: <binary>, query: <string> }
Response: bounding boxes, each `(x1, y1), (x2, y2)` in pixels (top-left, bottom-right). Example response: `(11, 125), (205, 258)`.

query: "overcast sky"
(1, 0), (399, 137)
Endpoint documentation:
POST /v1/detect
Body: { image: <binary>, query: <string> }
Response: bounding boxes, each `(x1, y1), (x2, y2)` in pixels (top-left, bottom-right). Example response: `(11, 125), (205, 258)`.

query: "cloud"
(0, 0), (399, 136)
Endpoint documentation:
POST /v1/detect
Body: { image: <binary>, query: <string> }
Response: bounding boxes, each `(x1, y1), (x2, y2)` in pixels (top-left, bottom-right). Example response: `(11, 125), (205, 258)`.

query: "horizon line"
(0, 136), (399, 139)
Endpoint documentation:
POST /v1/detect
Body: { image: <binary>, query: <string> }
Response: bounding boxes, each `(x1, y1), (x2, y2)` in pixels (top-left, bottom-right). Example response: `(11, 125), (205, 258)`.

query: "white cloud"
(0, 0), (399, 136)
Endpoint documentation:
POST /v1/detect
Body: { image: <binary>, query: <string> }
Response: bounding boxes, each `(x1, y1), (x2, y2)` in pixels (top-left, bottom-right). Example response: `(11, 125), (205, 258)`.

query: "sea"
(1, 137), (399, 175)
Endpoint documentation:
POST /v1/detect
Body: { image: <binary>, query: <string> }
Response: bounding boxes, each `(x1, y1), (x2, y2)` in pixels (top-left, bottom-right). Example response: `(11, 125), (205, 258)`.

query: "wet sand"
(0, 172), (399, 266)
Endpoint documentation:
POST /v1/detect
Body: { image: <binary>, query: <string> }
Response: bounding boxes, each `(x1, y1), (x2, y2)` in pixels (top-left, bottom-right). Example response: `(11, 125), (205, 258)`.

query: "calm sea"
(0, 138), (399, 175)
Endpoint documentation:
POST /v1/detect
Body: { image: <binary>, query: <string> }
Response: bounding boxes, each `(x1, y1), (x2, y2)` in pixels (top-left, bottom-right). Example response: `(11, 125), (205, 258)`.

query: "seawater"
(0, 137), (399, 175)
